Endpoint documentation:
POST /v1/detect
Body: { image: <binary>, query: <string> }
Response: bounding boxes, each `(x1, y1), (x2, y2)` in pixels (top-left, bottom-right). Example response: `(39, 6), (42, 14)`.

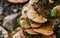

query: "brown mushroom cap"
(31, 23), (41, 28)
(33, 25), (53, 36)
(42, 35), (56, 38)
(7, 0), (28, 3)
(26, 29), (38, 35)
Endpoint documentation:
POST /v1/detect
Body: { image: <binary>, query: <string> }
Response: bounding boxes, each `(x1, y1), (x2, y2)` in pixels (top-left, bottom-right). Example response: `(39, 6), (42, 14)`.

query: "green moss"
(51, 8), (58, 17)
(34, 0), (39, 2)
(28, 20), (33, 24)
(22, 21), (27, 25)
(58, 25), (60, 28)
(17, 17), (20, 24)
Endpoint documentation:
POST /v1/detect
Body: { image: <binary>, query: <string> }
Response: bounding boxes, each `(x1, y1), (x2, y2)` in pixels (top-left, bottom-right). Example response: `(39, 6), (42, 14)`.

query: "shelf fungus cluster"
(19, 0), (54, 36)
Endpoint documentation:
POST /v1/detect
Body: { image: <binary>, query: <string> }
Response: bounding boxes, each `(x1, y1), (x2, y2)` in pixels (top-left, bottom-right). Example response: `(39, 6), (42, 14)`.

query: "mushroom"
(26, 9), (47, 23)
(21, 4), (30, 19)
(33, 25), (53, 36)
(42, 35), (56, 38)
(7, 0), (28, 3)
(31, 23), (41, 28)
(22, 4), (47, 23)
(26, 29), (38, 35)
(49, 0), (54, 3)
